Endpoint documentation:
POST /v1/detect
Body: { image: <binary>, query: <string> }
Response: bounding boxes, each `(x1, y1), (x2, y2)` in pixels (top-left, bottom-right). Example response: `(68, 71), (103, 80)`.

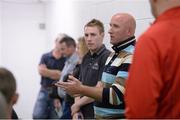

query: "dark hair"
(55, 33), (68, 43)
(85, 19), (104, 33)
(0, 92), (8, 118)
(60, 36), (76, 48)
(0, 68), (16, 103)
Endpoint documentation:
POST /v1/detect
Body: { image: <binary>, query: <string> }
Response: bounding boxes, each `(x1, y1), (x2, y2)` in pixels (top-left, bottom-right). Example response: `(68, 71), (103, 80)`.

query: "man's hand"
(71, 103), (81, 116)
(72, 113), (79, 120)
(55, 75), (82, 96)
(72, 112), (83, 120)
(56, 76), (103, 101)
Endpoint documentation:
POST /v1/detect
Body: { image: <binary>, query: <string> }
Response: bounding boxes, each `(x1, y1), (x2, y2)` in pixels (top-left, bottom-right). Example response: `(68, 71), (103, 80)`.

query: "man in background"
(33, 34), (66, 119)
(58, 36), (79, 119)
(125, 0), (180, 118)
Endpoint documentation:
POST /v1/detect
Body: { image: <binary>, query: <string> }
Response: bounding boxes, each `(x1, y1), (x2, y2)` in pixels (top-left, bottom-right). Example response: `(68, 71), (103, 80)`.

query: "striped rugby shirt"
(94, 36), (136, 119)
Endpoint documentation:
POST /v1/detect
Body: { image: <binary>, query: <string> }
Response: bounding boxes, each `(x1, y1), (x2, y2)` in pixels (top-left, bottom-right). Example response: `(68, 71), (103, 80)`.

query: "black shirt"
(11, 108), (18, 119)
(80, 45), (111, 86)
(79, 45), (111, 119)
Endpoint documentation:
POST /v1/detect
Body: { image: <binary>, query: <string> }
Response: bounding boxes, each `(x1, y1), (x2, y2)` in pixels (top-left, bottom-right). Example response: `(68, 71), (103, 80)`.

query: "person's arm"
(75, 82), (103, 106)
(71, 81), (102, 115)
(77, 84), (103, 102)
(101, 77), (126, 106)
(56, 75), (126, 103)
(125, 36), (161, 118)
(55, 76), (103, 101)
(57, 73), (127, 106)
(71, 96), (94, 115)
(74, 96), (81, 102)
(71, 96), (81, 116)
(38, 64), (61, 80)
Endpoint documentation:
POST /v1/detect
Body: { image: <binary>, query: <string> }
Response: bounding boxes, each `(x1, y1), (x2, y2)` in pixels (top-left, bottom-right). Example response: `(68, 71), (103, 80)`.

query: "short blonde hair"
(85, 19), (104, 33)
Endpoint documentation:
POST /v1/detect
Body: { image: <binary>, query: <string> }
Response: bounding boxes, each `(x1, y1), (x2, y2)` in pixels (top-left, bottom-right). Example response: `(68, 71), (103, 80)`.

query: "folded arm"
(38, 64), (61, 80)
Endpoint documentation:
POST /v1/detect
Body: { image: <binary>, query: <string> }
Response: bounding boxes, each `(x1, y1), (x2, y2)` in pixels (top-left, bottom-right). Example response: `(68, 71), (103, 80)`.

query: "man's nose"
(108, 28), (112, 34)
(87, 36), (92, 41)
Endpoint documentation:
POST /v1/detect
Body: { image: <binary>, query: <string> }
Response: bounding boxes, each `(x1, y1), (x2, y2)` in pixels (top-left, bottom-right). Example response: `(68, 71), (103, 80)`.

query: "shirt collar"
(112, 36), (136, 53)
(153, 7), (180, 24)
(88, 44), (106, 57)
(47, 51), (54, 58)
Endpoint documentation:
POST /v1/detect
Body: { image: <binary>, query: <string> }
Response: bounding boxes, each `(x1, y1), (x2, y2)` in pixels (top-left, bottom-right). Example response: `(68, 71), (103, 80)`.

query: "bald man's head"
(108, 13), (136, 45)
(114, 13), (136, 35)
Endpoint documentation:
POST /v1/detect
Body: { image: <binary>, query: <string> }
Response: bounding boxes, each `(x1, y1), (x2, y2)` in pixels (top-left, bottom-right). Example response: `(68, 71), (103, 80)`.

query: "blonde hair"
(77, 37), (89, 58)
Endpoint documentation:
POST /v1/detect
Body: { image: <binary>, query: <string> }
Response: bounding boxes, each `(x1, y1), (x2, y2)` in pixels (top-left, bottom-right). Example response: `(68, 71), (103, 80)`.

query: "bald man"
(56, 13), (136, 119)
(125, 0), (180, 118)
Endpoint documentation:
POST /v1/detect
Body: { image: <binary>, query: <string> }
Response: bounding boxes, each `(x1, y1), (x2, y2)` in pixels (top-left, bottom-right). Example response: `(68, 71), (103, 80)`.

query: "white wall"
(45, 0), (153, 50)
(0, 1), (2, 65)
(73, 0), (154, 50)
(1, 2), (47, 118)
(45, 0), (79, 48)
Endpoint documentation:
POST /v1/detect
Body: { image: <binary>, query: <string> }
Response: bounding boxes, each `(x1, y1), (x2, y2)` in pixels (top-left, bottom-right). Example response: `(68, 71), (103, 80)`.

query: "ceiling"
(0, 0), (116, 4)
(0, 0), (48, 4)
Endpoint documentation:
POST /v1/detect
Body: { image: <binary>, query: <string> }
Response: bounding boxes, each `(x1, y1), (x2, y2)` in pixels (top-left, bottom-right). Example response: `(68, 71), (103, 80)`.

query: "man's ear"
(101, 32), (105, 38)
(12, 93), (19, 105)
(126, 28), (131, 36)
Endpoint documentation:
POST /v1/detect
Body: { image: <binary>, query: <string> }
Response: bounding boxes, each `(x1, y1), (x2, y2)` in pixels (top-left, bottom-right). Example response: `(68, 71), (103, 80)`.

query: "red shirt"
(125, 7), (180, 118)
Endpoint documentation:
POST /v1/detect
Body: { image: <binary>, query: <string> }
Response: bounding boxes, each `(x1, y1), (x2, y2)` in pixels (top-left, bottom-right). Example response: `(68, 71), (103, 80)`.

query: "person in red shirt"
(125, 0), (180, 118)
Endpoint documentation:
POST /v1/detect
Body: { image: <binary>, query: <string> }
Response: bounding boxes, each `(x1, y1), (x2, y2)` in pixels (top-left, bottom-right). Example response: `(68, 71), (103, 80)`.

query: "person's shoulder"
(104, 48), (111, 55)
(70, 52), (79, 64)
(74, 53), (80, 60)
(104, 48), (111, 58)
(144, 21), (173, 40)
(83, 52), (90, 59)
(59, 56), (66, 61)
(101, 47), (111, 57)
(81, 53), (90, 66)
(135, 25), (163, 54)
(99, 49), (111, 64)
(42, 51), (51, 58)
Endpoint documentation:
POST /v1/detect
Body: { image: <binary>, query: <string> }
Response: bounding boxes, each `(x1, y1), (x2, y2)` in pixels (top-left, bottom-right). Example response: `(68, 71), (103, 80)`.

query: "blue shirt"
(58, 52), (79, 98)
(40, 51), (66, 87)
